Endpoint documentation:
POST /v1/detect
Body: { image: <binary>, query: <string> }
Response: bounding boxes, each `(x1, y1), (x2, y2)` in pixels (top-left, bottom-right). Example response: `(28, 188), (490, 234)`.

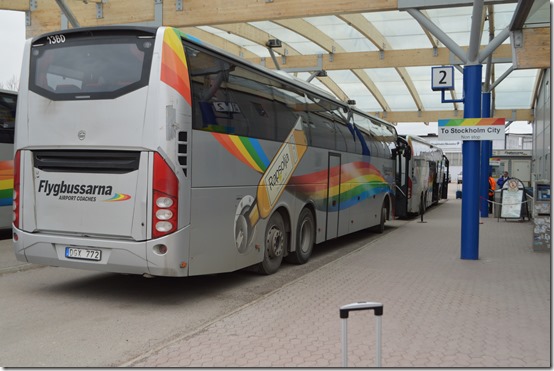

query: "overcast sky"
(0, 9), (531, 135)
(0, 10), (26, 88)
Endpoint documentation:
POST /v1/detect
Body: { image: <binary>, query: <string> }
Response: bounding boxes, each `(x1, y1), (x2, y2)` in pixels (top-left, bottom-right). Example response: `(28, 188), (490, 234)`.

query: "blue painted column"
(461, 65), (482, 260)
(480, 92), (492, 217)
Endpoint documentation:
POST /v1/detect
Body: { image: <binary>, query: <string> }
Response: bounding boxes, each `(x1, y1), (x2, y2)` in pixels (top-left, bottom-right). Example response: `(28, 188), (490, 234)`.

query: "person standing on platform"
(488, 174), (496, 213)
(497, 171), (510, 188)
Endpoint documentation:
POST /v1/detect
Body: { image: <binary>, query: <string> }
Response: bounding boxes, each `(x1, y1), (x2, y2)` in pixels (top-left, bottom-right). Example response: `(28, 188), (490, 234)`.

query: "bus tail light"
(152, 153), (178, 239)
(407, 177), (412, 199)
(13, 150), (21, 229)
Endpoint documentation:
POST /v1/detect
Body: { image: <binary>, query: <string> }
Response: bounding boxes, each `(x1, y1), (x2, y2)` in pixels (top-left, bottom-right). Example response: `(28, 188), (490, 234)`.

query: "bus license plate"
(65, 247), (102, 261)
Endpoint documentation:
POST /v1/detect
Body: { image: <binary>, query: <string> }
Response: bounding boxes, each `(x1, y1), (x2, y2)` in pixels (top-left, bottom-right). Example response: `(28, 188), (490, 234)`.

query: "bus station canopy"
(1, 0), (549, 126)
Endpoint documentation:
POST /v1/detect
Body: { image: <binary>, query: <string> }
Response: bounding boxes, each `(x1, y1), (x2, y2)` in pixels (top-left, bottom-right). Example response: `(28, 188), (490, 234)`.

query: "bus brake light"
(407, 177), (412, 199)
(13, 150), (21, 229)
(152, 153), (178, 239)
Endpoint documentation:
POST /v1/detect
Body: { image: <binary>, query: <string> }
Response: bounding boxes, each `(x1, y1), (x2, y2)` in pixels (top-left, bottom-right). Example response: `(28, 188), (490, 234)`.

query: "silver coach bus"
(13, 26), (397, 277)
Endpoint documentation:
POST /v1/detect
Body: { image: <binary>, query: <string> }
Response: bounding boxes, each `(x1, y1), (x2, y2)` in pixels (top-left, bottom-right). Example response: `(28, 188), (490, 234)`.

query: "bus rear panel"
(13, 27), (192, 276)
(394, 135), (449, 218)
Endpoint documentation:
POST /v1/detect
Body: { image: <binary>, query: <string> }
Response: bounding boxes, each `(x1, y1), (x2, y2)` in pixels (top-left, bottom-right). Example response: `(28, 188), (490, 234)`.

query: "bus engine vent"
(33, 150), (141, 174)
(177, 131), (188, 177)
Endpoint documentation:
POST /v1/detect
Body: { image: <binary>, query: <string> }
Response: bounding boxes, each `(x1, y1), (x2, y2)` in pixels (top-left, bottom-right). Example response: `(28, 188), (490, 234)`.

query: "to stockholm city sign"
(438, 118), (505, 141)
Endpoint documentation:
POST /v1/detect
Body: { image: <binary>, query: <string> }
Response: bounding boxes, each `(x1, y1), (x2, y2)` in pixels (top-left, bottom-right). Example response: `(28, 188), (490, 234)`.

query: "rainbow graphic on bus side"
(0, 160), (13, 207)
(161, 28), (192, 105)
(212, 133), (390, 211)
(290, 162), (390, 211)
(104, 193), (132, 202)
(212, 133), (271, 173)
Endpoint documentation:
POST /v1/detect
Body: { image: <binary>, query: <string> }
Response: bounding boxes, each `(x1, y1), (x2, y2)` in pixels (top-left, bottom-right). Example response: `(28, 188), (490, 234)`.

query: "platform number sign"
(431, 66), (454, 91)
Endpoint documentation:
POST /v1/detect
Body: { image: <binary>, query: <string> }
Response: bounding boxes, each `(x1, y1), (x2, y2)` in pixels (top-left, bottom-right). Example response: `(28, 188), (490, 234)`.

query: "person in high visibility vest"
(488, 175), (497, 213)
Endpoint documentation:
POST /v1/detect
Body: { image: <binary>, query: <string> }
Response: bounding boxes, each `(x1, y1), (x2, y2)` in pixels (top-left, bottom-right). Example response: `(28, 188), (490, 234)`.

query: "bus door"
(326, 153), (341, 239)
(430, 160), (439, 203)
(442, 156), (450, 199)
(394, 140), (409, 218)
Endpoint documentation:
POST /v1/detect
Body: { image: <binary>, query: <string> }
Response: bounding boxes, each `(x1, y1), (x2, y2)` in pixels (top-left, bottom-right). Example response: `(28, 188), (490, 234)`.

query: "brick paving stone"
(124, 194), (550, 368)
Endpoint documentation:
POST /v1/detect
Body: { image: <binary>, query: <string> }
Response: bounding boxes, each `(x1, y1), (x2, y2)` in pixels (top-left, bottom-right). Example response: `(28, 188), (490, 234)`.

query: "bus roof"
(30, 25), (397, 135)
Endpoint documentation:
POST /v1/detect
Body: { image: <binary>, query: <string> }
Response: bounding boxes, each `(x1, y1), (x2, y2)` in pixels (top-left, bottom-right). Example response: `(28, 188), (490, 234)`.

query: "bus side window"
(360, 130), (372, 156)
(270, 82), (307, 142)
(335, 122), (354, 152)
(307, 113), (336, 150)
(187, 46), (294, 141)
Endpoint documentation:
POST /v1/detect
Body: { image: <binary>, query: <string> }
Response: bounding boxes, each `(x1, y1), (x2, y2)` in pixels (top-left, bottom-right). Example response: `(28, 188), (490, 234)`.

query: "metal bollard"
(340, 301), (383, 367)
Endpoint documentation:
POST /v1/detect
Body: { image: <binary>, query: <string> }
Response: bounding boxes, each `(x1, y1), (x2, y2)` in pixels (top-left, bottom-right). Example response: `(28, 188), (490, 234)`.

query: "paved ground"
(2, 190), (550, 368)
(0, 229), (32, 275)
(121, 191), (551, 368)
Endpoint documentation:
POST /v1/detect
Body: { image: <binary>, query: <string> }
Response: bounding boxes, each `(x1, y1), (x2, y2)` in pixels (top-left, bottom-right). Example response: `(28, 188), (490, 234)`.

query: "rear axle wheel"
(255, 211), (286, 275)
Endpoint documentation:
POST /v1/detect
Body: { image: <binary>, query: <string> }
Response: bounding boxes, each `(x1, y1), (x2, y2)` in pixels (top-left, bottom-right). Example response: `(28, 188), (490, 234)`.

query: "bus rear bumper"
(12, 227), (191, 277)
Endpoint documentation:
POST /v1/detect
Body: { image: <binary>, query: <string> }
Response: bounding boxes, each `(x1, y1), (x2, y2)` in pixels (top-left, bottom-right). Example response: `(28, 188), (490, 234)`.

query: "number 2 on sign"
(438, 70), (447, 84)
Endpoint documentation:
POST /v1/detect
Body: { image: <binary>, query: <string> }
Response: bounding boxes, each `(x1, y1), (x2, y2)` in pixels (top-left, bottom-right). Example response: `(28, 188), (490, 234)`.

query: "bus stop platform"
(124, 188), (551, 368)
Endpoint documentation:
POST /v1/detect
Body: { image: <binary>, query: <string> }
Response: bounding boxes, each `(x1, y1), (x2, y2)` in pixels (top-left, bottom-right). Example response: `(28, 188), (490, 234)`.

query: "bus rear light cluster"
(152, 153), (178, 239)
(407, 177), (412, 199)
(13, 150), (21, 229)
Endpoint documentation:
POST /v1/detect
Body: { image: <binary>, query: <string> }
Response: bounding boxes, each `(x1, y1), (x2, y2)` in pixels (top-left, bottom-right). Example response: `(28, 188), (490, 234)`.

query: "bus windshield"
(30, 30), (155, 100)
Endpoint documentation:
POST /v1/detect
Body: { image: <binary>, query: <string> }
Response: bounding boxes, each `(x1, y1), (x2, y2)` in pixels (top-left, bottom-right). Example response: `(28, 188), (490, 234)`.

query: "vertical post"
(341, 318), (348, 367)
(375, 316), (382, 367)
(480, 140), (489, 217)
(461, 64), (482, 260)
(480, 92), (492, 217)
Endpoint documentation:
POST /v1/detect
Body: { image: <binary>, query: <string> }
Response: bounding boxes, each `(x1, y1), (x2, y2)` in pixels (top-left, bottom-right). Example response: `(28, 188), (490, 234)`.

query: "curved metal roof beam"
(339, 13), (425, 114)
(205, 23), (349, 101)
(274, 18), (391, 112)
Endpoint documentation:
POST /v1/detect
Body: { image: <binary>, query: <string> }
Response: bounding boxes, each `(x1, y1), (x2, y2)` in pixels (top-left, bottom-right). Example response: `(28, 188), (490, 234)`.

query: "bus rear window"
(30, 31), (155, 100)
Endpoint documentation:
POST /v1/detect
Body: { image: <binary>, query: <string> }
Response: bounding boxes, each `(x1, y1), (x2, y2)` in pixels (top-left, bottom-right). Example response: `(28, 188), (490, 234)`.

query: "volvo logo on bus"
(78, 130), (86, 140)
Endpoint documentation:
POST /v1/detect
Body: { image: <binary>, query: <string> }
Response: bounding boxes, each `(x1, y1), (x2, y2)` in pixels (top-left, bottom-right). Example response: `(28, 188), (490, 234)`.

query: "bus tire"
(371, 201), (387, 234)
(255, 211), (286, 275)
(285, 208), (314, 265)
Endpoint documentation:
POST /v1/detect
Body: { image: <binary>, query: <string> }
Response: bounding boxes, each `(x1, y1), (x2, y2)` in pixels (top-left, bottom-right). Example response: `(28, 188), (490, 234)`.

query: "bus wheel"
(256, 211), (286, 275)
(285, 208), (314, 265)
(371, 202), (387, 234)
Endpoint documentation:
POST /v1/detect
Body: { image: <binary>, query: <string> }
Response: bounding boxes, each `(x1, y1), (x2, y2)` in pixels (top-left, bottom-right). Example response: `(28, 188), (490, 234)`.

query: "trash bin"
(493, 189), (502, 218)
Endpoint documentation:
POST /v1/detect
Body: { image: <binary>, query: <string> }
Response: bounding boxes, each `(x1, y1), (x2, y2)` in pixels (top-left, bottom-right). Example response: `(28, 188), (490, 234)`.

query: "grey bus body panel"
(30, 153), (149, 240)
(13, 226), (191, 276)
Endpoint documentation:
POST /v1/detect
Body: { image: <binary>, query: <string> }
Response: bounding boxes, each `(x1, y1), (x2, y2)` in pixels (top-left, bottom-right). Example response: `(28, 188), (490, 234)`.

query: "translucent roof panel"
(249, 21), (328, 55)
(325, 70), (381, 110)
(493, 64), (538, 109)
(363, 68), (415, 111)
(427, 3), (517, 46)
(362, 11), (433, 49)
(197, 26), (271, 57)
(304, 16), (378, 52)
(526, 0), (550, 26)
